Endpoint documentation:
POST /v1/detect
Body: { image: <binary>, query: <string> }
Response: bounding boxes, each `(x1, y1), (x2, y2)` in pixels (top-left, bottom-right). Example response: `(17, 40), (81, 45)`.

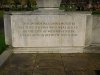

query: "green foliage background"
(0, 0), (37, 11)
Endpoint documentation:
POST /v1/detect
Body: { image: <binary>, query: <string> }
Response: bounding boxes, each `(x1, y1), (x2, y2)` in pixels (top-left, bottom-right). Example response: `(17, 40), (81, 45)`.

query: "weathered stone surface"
(4, 15), (12, 45)
(92, 15), (100, 46)
(36, 0), (61, 8)
(66, 70), (96, 75)
(11, 13), (87, 47)
(2, 54), (37, 70)
(0, 53), (100, 75)
(35, 59), (63, 68)
(37, 53), (61, 59)
(33, 67), (66, 75)
(62, 57), (90, 70)
(35, 53), (63, 68)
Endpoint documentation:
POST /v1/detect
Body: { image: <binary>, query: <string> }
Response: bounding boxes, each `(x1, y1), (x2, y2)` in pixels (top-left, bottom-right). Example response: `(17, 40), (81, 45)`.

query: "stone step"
(13, 47), (84, 53)
(13, 47), (100, 53)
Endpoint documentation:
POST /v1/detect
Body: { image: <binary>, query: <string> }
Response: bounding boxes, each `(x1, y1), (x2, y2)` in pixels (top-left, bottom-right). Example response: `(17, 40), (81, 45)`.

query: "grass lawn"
(0, 11), (8, 54)
(0, 11), (4, 17)
(0, 32), (8, 54)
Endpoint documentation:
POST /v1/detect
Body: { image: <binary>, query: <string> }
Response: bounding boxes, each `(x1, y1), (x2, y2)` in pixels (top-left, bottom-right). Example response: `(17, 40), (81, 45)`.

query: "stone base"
(12, 47), (100, 53)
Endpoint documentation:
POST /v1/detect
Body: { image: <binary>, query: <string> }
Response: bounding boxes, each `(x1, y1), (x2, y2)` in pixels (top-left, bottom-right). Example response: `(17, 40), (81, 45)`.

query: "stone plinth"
(4, 11), (94, 53)
(36, 0), (61, 8)
(9, 12), (91, 47)
(92, 15), (100, 46)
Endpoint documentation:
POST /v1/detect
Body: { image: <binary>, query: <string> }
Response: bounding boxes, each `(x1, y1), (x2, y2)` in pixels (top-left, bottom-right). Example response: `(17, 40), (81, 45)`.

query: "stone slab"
(92, 15), (100, 46)
(36, 0), (61, 8)
(13, 47), (85, 53)
(0, 48), (12, 66)
(4, 15), (12, 45)
(1, 53), (100, 75)
(11, 13), (87, 47)
(85, 15), (93, 46)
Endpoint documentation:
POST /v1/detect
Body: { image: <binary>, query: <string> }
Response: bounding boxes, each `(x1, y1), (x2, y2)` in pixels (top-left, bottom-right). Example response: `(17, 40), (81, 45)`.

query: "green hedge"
(0, 11), (4, 17)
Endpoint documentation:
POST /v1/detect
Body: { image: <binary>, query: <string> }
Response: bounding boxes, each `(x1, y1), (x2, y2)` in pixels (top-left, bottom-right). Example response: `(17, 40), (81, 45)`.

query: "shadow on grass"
(0, 11), (8, 54)
(0, 11), (4, 30)
(0, 32), (8, 54)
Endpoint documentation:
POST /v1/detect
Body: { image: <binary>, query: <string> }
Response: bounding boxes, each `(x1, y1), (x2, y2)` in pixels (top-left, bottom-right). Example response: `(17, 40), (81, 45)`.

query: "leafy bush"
(65, 4), (77, 11)
(92, 10), (100, 15)
(59, 4), (85, 11)
(59, 4), (66, 10)
(0, 0), (38, 11)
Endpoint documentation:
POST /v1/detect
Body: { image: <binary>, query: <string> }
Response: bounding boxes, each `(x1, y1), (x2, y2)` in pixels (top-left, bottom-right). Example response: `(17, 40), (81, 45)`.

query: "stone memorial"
(11, 14), (87, 47)
(4, 0), (93, 53)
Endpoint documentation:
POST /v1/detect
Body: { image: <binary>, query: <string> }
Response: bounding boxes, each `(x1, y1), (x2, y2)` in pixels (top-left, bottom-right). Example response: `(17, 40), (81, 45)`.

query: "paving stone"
(64, 64), (91, 70)
(66, 70), (96, 75)
(0, 53), (100, 75)
(35, 58), (63, 68)
(82, 54), (100, 70)
(62, 56), (89, 65)
(61, 53), (88, 57)
(35, 54), (63, 68)
(1, 54), (37, 70)
(19, 70), (33, 75)
(33, 67), (66, 75)
(62, 56), (92, 70)
(90, 63), (100, 70)
(3, 65), (18, 70)
(8, 54), (37, 65)
(17, 65), (34, 70)
(1, 70), (19, 75)
(37, 53), (61, 60)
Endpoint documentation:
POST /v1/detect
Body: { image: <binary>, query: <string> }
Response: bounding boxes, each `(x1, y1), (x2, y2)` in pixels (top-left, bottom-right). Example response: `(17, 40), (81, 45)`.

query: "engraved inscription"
(17, 22), (78, 37)
(11, 15), (86, 47)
